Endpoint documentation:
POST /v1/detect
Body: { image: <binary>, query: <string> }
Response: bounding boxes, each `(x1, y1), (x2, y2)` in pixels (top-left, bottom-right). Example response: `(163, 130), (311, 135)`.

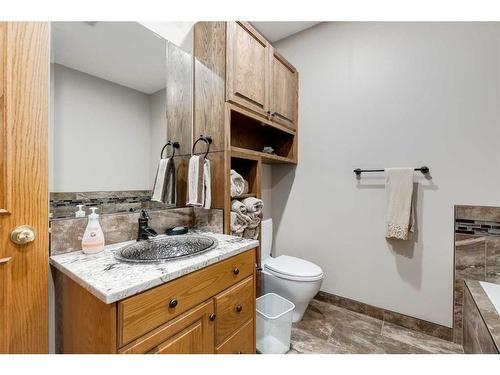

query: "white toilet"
(260, 219), (324, 322)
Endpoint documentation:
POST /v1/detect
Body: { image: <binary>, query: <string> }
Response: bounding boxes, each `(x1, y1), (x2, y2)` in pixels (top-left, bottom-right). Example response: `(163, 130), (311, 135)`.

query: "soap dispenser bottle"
(81, 207), (105, 254)
(75, 204), (86, 218)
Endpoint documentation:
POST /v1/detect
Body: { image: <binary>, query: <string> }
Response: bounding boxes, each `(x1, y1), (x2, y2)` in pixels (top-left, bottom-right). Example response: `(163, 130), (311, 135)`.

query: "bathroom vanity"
(50, 233), (258, 354)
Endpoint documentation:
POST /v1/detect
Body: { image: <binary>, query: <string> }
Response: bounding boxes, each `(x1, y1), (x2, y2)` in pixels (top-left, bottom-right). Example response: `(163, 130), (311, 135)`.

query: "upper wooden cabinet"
(270, 50), (298, 130)
(225, 22), (298, 131)
(226, 22), (270, 117)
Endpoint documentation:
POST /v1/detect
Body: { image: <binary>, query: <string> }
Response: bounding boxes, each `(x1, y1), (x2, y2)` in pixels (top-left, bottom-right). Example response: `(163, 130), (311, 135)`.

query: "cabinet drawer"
(215, 276), (254, 345)
(216, 319), (254, 354)
(118, 249), (255, 347)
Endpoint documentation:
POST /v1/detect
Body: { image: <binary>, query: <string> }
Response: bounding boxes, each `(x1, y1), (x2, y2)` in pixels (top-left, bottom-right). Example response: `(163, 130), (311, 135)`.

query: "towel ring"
(192, 135), (212, 158)
(160, 141), (180, 159)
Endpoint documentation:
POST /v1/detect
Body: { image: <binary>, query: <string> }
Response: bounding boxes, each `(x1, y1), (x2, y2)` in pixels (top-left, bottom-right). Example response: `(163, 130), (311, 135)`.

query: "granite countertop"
(465, 280), (500, 352)
(50, 231), (259, 304)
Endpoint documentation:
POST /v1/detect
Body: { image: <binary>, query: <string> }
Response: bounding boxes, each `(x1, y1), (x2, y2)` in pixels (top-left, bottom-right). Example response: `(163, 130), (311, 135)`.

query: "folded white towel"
(242, 197), (263, 215)
(385, 168), (415, 240)
(230, 169), (249, 198)
(187, 155), (211, 209)
(151, 158), (176, 205)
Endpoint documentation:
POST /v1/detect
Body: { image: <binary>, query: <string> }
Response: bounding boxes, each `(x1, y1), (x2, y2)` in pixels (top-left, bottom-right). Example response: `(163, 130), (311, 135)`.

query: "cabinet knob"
(236, 351), (243, 354)
(209, 313), (216, 321)
(233, 268), (240, 275)
(235, 304), (243, 313)
(168, 299), (178, 308)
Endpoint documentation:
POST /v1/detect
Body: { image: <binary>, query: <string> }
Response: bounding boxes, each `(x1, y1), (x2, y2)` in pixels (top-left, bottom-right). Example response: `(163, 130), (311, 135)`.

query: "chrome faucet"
(137, 210), (158, 241)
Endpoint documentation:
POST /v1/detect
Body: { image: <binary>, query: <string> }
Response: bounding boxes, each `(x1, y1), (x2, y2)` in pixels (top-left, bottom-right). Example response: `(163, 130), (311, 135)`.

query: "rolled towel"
(230, 169), (249, 197)
(230, 212), (246, 236)
(187, 155), (211, 209)
(242, 197), (263, 215)
(246, 211), (261, 229)
(243, 226), (260, 240)
(231, 199), (247, 214)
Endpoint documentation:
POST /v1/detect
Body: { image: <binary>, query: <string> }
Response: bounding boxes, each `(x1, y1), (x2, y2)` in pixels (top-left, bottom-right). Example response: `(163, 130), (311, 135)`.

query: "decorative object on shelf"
(230, 169), (249, 198)
(262, 146), (275, 154)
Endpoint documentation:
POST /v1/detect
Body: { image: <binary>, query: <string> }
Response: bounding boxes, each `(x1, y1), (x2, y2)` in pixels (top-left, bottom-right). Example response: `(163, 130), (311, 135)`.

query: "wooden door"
(120, 300), (215, 354)
(0, 22), (49, 353)
(226, 22), (270, 117)
(270, 49), (298, 130)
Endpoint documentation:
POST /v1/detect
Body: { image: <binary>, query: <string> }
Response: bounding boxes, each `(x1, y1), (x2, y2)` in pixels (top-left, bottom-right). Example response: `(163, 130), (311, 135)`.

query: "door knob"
(10, 225), (36, 245)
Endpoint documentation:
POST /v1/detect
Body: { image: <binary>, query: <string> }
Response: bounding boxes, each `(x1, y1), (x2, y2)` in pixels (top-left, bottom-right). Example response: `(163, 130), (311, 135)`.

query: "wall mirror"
(49, 22), (193, 219)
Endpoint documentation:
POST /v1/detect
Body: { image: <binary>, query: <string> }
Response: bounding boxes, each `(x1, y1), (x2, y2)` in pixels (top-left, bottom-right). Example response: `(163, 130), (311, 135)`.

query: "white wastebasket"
(256, 293), (295, 354)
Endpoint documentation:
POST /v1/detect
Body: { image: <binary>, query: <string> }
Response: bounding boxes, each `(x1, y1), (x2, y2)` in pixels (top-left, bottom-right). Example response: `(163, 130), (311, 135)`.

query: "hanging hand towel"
(187, 155), (211, 209)
(151, 158), (176, 205)
(230, 169), (249, 198)
(385, 168), (415, 240)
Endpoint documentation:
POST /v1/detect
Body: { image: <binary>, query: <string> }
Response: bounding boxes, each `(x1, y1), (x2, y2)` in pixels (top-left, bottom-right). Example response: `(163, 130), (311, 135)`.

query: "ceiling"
(52, 22), (166, 94)
(250, 22), (321, 43)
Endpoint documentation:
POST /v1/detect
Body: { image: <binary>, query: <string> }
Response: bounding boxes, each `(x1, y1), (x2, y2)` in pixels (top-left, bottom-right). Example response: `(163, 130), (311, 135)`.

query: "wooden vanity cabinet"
(55, 248), (257, 354)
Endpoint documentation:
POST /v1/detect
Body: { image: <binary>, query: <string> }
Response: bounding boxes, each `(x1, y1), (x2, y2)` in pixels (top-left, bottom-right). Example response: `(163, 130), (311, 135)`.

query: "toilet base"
(261, 270), (323, 322)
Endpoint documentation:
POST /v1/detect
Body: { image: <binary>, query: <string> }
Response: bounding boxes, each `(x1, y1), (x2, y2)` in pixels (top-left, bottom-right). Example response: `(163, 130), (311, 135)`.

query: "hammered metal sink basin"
(115, 234), (218, 263)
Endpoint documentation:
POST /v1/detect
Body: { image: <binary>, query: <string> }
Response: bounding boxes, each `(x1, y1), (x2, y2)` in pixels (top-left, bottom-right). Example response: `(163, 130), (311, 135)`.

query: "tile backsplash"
(453, 205), (500, 344)
(50, 190), (175, 219)
(50, 207), (224, 255)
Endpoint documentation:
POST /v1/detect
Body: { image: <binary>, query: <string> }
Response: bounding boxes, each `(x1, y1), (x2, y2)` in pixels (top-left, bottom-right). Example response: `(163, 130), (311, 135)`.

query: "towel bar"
(354, 166), (429, 176)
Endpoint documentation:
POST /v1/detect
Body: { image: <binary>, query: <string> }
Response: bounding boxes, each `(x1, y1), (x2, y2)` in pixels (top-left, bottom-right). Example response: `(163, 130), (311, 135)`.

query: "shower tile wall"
(454, 205), (500, 344)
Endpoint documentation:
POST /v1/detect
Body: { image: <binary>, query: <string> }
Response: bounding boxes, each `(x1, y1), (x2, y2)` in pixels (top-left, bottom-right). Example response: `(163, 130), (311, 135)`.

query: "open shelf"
(231, 146), (295, 164)
(231, 154), (260, 198)
(230, 109), (297, 164)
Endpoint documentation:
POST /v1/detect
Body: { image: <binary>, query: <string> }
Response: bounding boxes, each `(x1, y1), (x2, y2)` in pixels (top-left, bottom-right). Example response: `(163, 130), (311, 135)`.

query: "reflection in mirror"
(49, 22), (193, 219)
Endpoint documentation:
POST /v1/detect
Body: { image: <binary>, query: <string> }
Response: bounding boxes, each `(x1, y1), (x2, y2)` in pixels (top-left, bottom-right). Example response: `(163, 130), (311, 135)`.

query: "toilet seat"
(263, 255), (323, 282)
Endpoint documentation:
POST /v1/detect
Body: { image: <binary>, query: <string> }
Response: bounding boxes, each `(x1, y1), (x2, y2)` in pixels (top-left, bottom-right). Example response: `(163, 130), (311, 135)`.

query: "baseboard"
(315, 291), (453, 342)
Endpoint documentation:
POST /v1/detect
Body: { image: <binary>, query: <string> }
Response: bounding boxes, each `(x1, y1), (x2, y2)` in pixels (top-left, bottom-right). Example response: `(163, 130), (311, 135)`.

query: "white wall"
(139, 22), (195, 53)
(52, 64), (157, 192)
(270, 22), (500, 327)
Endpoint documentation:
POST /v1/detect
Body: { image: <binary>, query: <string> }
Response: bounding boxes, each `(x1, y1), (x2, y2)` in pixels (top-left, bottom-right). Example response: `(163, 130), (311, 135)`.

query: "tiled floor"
(289, 299), (463, 354)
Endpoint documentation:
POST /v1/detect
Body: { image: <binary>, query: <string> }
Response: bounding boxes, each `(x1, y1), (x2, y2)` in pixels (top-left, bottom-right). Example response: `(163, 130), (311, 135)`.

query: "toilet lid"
(264, 255), (323, 280)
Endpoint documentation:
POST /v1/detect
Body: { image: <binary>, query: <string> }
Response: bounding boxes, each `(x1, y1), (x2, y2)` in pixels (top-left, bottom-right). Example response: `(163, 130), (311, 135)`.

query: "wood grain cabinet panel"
(215, 276), (254, 345)
(270, 49), (298, 130)
(216, 318), (254, 354)
(120, 300), (215, 354)
(226, 22), (270, 117)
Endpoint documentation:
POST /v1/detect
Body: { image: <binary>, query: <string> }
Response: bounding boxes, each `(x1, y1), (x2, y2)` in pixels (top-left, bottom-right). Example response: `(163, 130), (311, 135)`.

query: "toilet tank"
(261, 219), (273, 262)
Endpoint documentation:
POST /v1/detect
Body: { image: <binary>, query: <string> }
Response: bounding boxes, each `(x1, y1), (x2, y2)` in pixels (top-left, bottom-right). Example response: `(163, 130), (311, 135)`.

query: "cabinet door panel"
(216, 319), (254, 354)
(271, 50), (298, 130)
(226, 22), (269, 116)
(120, 300), (215, 354)
(215, 276), (254, 345)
